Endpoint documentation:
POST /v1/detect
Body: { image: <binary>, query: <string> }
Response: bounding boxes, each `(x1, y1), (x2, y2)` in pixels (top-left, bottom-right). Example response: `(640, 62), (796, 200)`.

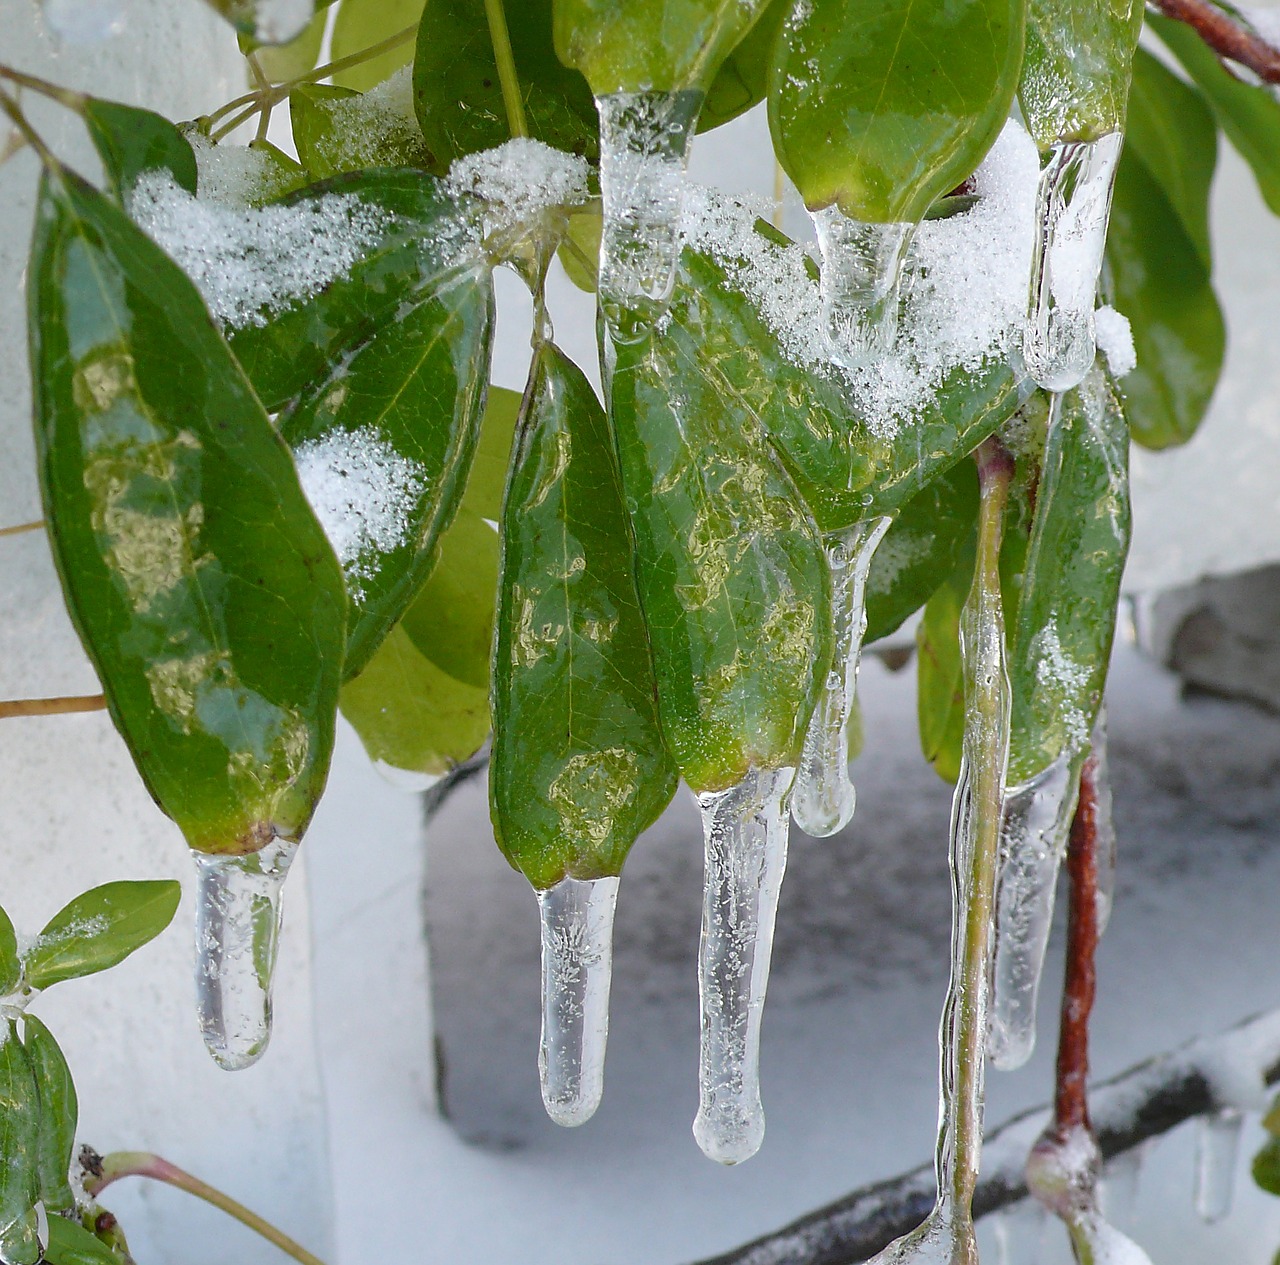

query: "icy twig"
(1150, 0), (1280, 82)
(0, 694), (106, 720)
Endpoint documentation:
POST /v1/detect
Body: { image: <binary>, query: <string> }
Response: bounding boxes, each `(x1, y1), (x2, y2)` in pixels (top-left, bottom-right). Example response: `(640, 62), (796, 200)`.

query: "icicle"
(536, 875), (619, 1127)
(1100, 1145), (1146, 1229)
(811, 207), (914, 369)
(988, 751), (1079, 1071)
(41, 0), (125, 43)
(1023, 133), (1123, 392)
(192, 840), (296, 1071)
(993, 1198), (1047, 1265)
(595, 91), (700, 342)
(792, 517), (892, 838)
(1194, 1108), (1244, 1223)
(693, 766), (793, 1165)
(1091, 712), (1118, 935)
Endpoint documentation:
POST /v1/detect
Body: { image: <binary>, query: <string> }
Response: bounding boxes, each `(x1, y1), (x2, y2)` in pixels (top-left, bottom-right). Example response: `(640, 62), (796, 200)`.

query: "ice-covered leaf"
(557, 207), (602, 293)
(22, 1016), (77, 1213)
(1105, 146), (1224, 449)
(82, 99), (198, 204)
(42, 1216), (121, 1265)
(0, 1022), (40, 1263)
(203, 0), (320, 43)
(769, 0), (1024, 221)
(1150, 12), (1280, 218)
(279, 230), (492, 676)
(608, 325), (832, 793)
(290, 78), (432, 178)
(413, 0), (597, 171)
(30, 168), (347, 854)
(916, 561), (968, 784)
(492, 344), (677, 888)
(698, 0), (787, 132)
(24, 881), (180, 990)
(331, 0), (425, 91)
(1018, 0), (1144, 149)
(864, 461), (978, 646)
(238, 2), (327, 78)
(0, 908), (18, 996)
(459, 386), (519, 519)
(555, 0), (771, 94)
(1006, 368), (1129, 786)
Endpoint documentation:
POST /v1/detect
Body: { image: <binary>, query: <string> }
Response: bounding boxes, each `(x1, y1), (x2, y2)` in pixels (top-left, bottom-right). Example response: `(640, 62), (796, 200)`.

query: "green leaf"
(1150, 12), (1280, 217)
(331, 0), (425, 92)
(698, 0), (788, 132)
(1018, 0), (1144, 149)
(1263, 1093), (1280, 1136)
(916, 561), (969, 784)
(555, 0), (772, 94)
(289, 83), (432, 179)
(0, 1023), (40, 1264)
(30, 167), (347, 854)
(24, 881), (181, 990)
(413, 0), (598, 171)
(239, 3), (328, 79)
(769, 0), (1025, 221)
(339, 624), (489, 776)
(1124, 47), (1217, 268)
(1105, 146), (1225, 449)
(202, 0), (320, 43)
(491, 344), (677, 888)
(460, 386), (520, 519)
(43, 1216), (122, 1265)
(1255, 1135), (1280, 1197)
(1006, 368), (1130, 786)
(81, 100), (198, 204)
(237, 140), (312, 204)
(278, 227), (492, 676)
(22, 1016), (77, 1213)
(557, 208), (602, 294)
(608, 327), (832, 793)
(227, 170), (481, 412)
(864, 461), (979, 646)
(0, 907), (18, 996)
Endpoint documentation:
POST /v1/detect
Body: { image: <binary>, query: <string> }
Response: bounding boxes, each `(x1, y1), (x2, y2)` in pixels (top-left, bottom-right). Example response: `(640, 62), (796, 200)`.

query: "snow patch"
(447, 138), (591, 238)
(1095, 305), (1137, 378)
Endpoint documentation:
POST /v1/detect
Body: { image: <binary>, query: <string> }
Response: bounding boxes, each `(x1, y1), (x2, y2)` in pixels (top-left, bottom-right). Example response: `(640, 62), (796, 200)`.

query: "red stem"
(1152, 0), (1280, 84)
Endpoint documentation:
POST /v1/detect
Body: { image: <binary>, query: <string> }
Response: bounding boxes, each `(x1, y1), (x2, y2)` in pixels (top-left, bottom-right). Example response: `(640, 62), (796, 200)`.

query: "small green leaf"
(30, 168), (347, 855)
(1254, 1135), (1280, 1197)
(202, 0), (320, 43)
(460, 386), (520, 519)
(916, 561), (969, 785)
(0, 1023), (40, 1262)
(290, 83), (432, 179)
(1263, 1093), (1280, 1137)
(1105, 146), (1225, 449)
(769, 0), (1024, 221)
(22, 1016), (77, 1212)
(556, 208), (602, 294)
(42, 1216), (122, 1265)
(698, 0), (787, 132)
(331, 0), (426, 92)
(414, 0), (598, 171)
(1150, 12), (1280, 218)
(24, 881), (180, 990)
(239, 3), (328, 79)
(0, 908), (18, 996)
(81, 100), (198, 204)
(609, 325), (832, 793)
(492, 344), (677, 888)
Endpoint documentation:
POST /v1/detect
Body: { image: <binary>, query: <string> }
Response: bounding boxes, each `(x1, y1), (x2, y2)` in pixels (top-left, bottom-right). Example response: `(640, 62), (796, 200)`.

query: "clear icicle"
(993, 1199), (1048, 1265)
(792, 517), (892, 838)
(1091, 711), (1118, 934)
(42, 0), (125, 43)
(1023, 133), (1123, 392)
(693, 766), (793, 1165)
(536, 875), (620, 1127)
(1194, 1108), (1244, 1223)
(812, 207), (914, 369)
(595, 90), (700, 341)
(192, 840), (296, 1071)
(988, 751), (1079, 1071)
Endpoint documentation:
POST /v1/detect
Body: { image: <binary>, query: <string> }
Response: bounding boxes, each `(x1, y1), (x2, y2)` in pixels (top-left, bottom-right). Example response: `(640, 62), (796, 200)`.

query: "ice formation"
(1193, 1109), (1244, 1223)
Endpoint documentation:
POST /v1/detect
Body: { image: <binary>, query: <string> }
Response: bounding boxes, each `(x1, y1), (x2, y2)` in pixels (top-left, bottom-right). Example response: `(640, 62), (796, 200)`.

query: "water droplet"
(811, 207), (914, 368)
(1023, 133), (1124, 392)
(536, 874), (619, 1127)
(42, 0), (125, 43)
(693, 766), (793, 1164)
(1193, 1108), (1243, 1223)
(792, 517), (891, 837)
(192, 840), (296, 1071)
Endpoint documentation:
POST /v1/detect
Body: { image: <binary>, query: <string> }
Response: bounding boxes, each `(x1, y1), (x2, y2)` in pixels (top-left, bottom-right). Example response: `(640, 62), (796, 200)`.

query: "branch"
(0, 694), (105, 719)
(691, 1008), (1280, 1265)
(1150, 0), (1280, 83)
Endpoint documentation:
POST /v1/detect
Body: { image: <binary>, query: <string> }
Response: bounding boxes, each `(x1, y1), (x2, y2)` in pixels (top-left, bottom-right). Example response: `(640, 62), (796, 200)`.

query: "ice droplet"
(595, 91), (700, 342)
(1193, 1108), (1244, 1223)
(792, 517), (891, 838)
(812, 207), (914, 369)
(193, 840), (296, 1071)
(988, 751), (1079, 1071)
(536, 875), (619, 1127)
(1023, 133), (1123, 392)
(42, 0), (125, 43)
(693, 766), (793, 1164)
(993, 1199), (1048, 1265)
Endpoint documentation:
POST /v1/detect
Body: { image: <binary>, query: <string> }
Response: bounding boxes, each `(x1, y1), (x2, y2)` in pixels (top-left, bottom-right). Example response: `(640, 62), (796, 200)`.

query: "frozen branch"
(691, 1008), (1280, 1265)
(1150, 0), (1280, 84)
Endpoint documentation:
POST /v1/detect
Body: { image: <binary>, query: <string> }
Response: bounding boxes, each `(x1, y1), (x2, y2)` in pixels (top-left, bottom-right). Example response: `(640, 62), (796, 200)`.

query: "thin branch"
(0, 64), (86, 110)
(0, 694), (106, 719)
(483, 0), (528, 139)
(691, 1008), (1280, 1265)
(1150, 0), (1280, 83)
(0, 520), (44, 538)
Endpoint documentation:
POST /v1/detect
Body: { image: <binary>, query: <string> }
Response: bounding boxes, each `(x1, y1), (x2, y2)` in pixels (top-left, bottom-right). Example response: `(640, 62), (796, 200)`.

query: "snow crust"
(189, 133), (281, 207)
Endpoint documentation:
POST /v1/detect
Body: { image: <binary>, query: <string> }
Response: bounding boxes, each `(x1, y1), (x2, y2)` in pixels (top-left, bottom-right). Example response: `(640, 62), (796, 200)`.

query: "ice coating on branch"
(129, 171), (395, 327)
(42, 0), (125, 42)
(988, 751), (1079, 1071)
(681, 119), (1039, 438)
(192, 840), (296, 1070)
(1024, 134), (1124, 392)
(596, 91), (700, 340)
(1194, 1109), (1244, 1223)
(792, 517), (891, 838)
(536, 876), (619, 1127)
(294, 429), (428, 601)
(1094, 305), (1136, 378)
(694, 766), (793, 1165)
(1092, 711), (1118, 933)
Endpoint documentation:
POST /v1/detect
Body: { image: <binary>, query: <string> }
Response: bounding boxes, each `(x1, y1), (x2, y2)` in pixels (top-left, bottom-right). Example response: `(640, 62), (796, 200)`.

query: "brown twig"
(0, 520), (44, 538)
(0, 694), (106, 719)
(1151, 0), (1280, 83)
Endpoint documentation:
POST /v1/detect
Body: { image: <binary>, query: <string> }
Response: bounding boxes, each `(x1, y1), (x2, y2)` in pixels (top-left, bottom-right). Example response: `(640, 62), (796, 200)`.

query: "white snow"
(447, 138), (591, 238)
(301, 66), (424, 172)
(188, 133), (283, 207)
(1095, 305), (1137, 378)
